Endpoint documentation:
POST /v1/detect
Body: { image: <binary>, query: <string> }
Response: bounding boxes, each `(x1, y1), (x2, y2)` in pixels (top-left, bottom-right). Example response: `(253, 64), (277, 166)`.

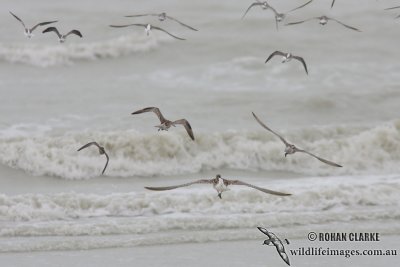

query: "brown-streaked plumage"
(265, 51), (308, 75)
(42, 27), (82, 43)
(77, 142), (109, 175)
(285, 16), (361, 32)
(109, 23), (185, 40)
(10, 11), (57, 38)
(145, 174), (292, 199)
(131, 107), (195, 140)
(252, 112), (342, 167)
(124, 12), (198, 31)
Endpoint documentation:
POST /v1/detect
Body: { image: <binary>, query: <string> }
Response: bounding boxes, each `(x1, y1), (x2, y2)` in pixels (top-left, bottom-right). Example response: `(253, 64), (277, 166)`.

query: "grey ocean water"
(0, 0), (399, 266)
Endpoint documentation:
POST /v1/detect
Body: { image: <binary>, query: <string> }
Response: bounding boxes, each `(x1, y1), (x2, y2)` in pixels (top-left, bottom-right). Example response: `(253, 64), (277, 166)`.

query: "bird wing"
(42, 27), (61, 38)
(257, 227), (274, 239)
(264, 232), (287, 250)
(252, 112), (290, 146)
(330, 18), (361, 32)
(260, 231), (291, 265)
(275, 244), (291, 266)
(145, 179), (214, 191)
(285, 17), (316, 26)
(385, 6), (400, 10)
(109, 23), (146, 28)
(150, 26), (186, 40)
(10, 11), (26, 28)
(292, 55), (308, 75)
(295, 148), (342, 167)
(331, 0), (336, 8)
(30, 20), (58, 32)
(77, 142), (100, 151)
(65, 30), (83, 38)
(131, 107), (167, 123)
(102, 152), (109, 175)
(165, 15), (198, 31)
(227, 180), (292, 196)
(124, 14), (158, 18)
(173, 119), (195, 141)
(265, 50), (286, 63)
(288, 0), (313, 13)
(242, 2), (263, 19)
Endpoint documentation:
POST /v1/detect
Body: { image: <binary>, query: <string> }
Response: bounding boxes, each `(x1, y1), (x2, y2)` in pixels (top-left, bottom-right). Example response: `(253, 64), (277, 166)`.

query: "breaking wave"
(0, 33), (169, 67)
(0, 120), (399, 179)
(0, 175), (399, 251)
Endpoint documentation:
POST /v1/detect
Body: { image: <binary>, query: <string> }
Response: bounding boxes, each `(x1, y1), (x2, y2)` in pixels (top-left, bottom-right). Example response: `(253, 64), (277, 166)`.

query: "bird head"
(159, 13), (167, 21)
(319, 16), (328, 25)
(262, 2), (269, 9)
(276, 14), (285, 22)
(263, 239), (272, 245)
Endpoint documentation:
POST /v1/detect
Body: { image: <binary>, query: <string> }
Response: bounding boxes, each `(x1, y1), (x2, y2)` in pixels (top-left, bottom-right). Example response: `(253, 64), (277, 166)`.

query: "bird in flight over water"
(77, 142), (109, 175)
(42, 27), (83, 43)
(131, 107), (195, 140)
(124, 12), (198, 31)
(252, 112), (342, 167)
(265, 51), (308, 75)
(285, 16), (361, 32)
(109, 23), (185, 40)
(9, 11), (57, 39)
(145, 174), (292, 199)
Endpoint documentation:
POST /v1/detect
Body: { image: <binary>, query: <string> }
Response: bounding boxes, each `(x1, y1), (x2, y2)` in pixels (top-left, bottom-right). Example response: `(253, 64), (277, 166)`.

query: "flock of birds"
(9, 1), (400, 73)
(76, 107), (342, 199)
(9, 0), (396, 199)
(9, 1), (397, 265)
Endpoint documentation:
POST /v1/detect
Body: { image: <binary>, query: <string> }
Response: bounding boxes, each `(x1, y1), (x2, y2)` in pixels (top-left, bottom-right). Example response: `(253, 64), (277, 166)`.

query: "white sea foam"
(0, 33), (168, 67)
(0, 175), (398, 252)
(0, 121), (399, 179)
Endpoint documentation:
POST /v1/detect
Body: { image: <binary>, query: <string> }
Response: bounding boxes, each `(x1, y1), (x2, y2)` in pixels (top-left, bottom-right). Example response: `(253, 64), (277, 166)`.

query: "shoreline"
(0, 235), (398, 267)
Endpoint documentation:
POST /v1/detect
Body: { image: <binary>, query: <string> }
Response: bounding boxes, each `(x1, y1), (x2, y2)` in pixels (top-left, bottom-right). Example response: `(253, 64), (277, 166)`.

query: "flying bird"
(9, 11), (57, 39)
(42, 27), (82, 43)
(385, 6), (400, 18)
(268, 0), (314, 30)
(77, 142), (109, 175)
(242, 1), (274, 19)
(258, 227), (291, 266)
(385, 6), (400, 10)
(252, 112), (342, 167)
(109, 23), (185, 40)
(265, 51), (308, 75)
(131, 107), (194, 140)
(145, 174), (292, 199)
(331, 0), (336, 8)
(285, 16), (361, 32)
(125, 12), (198, 31)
